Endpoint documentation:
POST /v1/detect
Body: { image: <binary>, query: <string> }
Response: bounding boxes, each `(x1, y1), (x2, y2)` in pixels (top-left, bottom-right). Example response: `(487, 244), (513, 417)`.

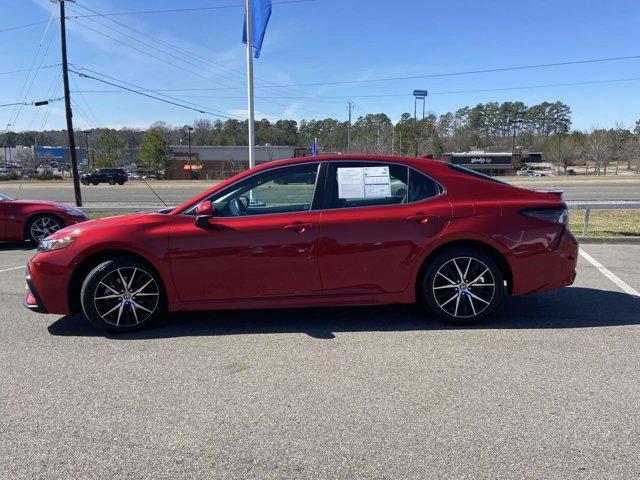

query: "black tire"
(25, 214), (64, 243)
(80, 257), (166, 333)
(108, 178), (116, 185)
(92, 181), (99, 185)
(117, 180), (125, 185)
(420, 247), (504, 325)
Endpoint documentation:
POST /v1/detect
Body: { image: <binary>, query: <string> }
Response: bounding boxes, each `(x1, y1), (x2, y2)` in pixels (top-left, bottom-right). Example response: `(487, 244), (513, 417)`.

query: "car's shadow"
(47, 287), (639, 340)
(0, 242), (35, 251)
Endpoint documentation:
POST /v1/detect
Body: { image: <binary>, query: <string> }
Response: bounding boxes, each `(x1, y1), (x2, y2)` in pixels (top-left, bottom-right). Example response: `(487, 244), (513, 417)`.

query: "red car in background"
(25, 155), (578, 333)
(0, 194), (87, 243)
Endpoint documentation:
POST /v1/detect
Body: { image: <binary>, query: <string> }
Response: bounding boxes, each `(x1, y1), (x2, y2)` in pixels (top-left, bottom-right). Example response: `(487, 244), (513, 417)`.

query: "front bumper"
(24, 267), (48, 314)
(24, 254), (74, 315)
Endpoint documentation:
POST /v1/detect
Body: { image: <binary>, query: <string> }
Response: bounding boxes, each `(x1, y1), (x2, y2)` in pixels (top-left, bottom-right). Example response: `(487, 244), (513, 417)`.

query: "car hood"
(11, 199), (72, 207)
(49, 212), (168, 238)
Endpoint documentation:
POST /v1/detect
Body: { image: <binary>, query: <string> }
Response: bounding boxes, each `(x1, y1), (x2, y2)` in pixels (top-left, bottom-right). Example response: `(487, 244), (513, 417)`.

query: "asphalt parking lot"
(1, 243), (639, 479)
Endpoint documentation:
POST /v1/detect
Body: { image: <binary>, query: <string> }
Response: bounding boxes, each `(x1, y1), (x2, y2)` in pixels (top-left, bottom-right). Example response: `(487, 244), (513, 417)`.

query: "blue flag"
(242, 0), (272, 58)
(311, 137), (318, 156)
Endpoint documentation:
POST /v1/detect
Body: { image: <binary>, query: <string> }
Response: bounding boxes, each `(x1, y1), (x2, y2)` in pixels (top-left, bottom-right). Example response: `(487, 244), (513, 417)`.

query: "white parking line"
(579, 249), (640, 297)
(0, 266), (24, 274)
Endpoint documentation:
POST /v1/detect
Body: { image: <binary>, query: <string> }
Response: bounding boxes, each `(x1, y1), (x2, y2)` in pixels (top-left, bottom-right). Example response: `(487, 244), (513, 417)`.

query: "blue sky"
(1, 0), (639, 132)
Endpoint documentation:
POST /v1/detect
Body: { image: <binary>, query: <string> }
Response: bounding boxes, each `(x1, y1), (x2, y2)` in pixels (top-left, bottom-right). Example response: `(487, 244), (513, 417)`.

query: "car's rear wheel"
(26, 214), (64, 243)
(421, 248), (504, 325)
(80, 257), (166, 333)
(92, 181), (98, 185)
(117, 180), (125, 185)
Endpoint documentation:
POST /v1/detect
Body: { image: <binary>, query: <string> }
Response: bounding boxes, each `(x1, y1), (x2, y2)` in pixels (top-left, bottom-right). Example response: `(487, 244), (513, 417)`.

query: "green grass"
(569, 209), (640, 237)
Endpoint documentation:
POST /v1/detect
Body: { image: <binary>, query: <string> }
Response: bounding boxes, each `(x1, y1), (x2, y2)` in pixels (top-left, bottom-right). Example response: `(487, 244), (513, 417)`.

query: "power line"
(67, 8), (332, 115)
(4, 4), (57, 133)
(0, 20), (50, 34)
(0, 97), (64, 108)
(68, 18), (237, 89)
(71, 75), (640, 100)
(0, 64), (60, 76)
(68, 2), (321, 102)
(73, 66), (243, 118)
(143, 54), (640, 90)
(68, 0), (315, 18)
(69, 69), (238, 119)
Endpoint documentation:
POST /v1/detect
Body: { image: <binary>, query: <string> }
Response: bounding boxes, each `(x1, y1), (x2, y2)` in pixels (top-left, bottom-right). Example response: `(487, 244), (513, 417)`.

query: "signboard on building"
(35, 146), (64, 160)
(450, 154), (513, 166)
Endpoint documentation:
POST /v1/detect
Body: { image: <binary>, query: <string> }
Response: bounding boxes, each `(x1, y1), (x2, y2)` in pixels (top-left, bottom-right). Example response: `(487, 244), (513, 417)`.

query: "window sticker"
(337, 166), (391, 199)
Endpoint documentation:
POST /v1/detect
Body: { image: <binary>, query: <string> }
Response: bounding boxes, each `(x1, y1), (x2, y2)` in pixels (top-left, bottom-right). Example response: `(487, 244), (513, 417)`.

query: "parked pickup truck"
(81, 168), (128, 185)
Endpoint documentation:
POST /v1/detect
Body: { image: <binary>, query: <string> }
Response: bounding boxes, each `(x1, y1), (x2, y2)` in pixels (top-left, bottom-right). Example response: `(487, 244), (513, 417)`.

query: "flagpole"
(245, 0), (256, 170)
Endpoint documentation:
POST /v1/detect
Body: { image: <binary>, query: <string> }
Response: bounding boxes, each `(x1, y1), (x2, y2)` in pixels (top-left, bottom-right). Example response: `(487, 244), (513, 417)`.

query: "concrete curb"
(577, 236), (640, 244)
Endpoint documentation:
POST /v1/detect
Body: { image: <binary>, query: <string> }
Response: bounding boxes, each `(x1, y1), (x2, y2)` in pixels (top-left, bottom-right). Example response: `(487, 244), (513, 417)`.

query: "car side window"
(210, 163), (319, 217)
(323, 162), (409, 209)
(409, 168), (442, 202)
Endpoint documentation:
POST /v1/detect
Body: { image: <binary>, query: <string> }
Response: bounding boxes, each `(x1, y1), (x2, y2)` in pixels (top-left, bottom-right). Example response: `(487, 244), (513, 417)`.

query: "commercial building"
(166, 145), (300, 179)
(441, 149), (543, 176)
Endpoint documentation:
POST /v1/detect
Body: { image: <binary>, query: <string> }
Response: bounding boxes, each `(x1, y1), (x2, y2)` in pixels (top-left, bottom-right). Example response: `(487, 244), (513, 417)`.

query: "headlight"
(38, 236), (77, 252)
(63, 207), (85, 217)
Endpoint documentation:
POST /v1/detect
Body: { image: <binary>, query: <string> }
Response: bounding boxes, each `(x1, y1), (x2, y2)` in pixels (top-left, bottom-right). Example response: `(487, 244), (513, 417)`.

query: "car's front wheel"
(80, 257), (166, 333)
(421, 248), (504, 325)
(26, 214), (64, 243)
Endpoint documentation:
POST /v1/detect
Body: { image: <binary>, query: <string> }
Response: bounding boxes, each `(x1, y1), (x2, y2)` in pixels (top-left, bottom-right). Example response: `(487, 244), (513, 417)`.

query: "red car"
(25, 155), (578, 332)
(0, 194), (88, 243)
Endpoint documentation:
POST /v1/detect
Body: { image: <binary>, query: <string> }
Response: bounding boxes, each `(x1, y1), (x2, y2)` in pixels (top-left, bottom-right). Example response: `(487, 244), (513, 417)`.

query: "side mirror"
(195, 200), (213, 227)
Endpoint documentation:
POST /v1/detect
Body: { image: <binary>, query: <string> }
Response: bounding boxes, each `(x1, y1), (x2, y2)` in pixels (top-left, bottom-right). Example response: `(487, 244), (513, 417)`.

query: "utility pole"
(82, 130), (91, 169)
(187, 126), (193, 178)
(347, 100), (354, 153)
(55, 0), (82, 206)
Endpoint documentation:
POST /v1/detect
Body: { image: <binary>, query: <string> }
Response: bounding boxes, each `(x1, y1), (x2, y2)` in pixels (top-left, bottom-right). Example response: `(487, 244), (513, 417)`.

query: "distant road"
(1, 176), (639, 207)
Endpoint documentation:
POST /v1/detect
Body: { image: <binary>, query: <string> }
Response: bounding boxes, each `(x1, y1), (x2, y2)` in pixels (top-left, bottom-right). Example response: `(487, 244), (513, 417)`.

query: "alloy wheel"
(93, 267), (160, 327)
(30, 216), (62, 242)
(431, 257), (496, 319)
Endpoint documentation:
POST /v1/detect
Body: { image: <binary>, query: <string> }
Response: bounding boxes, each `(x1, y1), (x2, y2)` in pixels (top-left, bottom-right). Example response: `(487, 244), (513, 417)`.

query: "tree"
(15, 148), (38, 174)
(544, 134), (578, 173)
(137, 129), (173, 176)
(93, 130), (127, 168)
(583, 129), (612, 174)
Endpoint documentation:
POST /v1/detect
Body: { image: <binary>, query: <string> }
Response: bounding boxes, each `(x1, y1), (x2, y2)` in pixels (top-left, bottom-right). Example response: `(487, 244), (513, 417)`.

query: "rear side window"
(409, 168), (442, 202)
(446, 163), (509, 185)
(323, 161), (440, 210)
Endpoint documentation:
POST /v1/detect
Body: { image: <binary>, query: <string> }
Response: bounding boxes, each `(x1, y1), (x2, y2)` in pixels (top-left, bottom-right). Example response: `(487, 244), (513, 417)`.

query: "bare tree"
(544, 134), (578, 173)
(15, 148), (38, 174)
(583, 130), (612, 175)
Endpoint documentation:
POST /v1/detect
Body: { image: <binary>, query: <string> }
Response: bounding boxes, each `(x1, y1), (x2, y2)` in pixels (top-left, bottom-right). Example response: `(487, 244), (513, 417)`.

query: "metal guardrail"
(567, 202), (640, 236)
(81, 201), (640, 237)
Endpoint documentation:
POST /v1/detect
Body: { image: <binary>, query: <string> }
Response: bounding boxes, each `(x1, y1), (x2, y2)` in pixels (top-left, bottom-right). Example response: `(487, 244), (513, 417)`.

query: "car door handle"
(283, 222), (316, 232)
(405, 213), (439, 223)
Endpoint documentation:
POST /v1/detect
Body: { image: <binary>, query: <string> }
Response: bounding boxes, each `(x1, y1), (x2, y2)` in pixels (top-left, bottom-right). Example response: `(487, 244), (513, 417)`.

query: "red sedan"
(25, 155), (578, 332)
(0, 194), (88, 243)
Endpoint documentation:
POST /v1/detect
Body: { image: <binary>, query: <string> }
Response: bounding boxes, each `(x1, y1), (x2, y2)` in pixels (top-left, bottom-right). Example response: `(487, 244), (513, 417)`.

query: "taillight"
(520, 208), (569, 225)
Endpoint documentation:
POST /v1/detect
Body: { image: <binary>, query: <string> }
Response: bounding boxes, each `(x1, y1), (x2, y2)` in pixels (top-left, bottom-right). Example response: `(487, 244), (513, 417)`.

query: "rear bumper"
(510, 227), (579, 296)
